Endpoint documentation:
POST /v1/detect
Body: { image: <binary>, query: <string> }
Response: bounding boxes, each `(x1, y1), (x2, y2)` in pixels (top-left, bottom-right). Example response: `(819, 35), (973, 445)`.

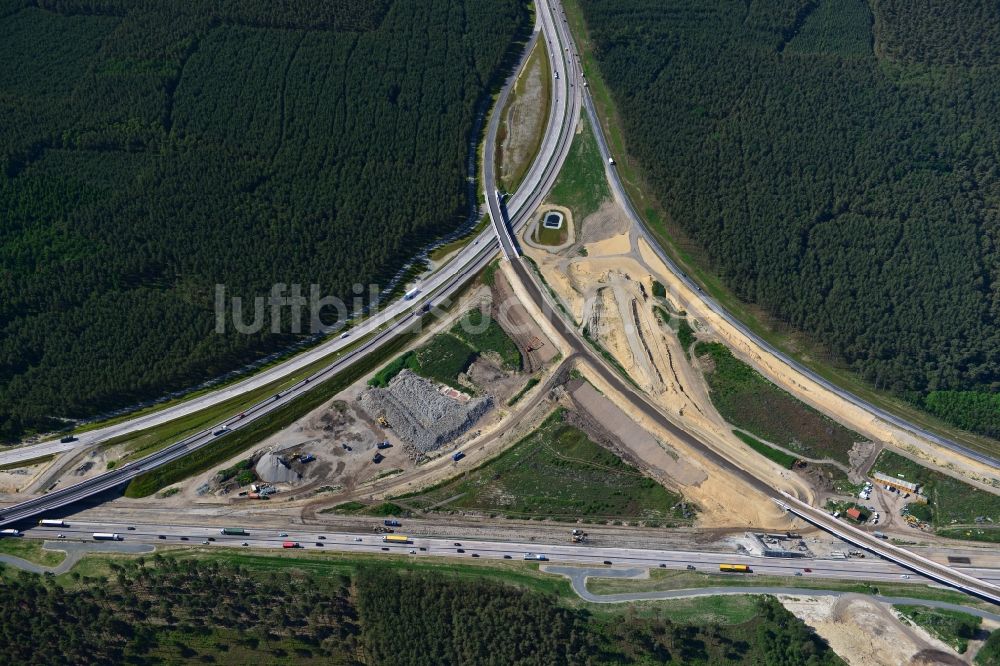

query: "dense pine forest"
(0, 557), (844, 664)
(576, 0), (1000, 438)
(0, 0), (529, 442)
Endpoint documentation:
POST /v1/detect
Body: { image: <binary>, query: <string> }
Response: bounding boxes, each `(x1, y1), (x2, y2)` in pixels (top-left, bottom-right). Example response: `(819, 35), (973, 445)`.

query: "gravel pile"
(360, 370), (492, 453)
(255, 452), (300, 484)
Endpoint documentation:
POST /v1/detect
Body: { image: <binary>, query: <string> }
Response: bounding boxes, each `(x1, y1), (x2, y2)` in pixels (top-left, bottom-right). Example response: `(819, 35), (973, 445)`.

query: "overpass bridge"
(487, 189), (520, 260)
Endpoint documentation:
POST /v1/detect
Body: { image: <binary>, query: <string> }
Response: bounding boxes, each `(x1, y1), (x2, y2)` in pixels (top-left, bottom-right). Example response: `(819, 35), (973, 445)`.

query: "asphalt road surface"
(579, 77), (998, 471)
(544, 565), (1000, 621)
(12, 521), (1000, 590)
(0, 0), (581, 529)
(0, 0), (578, 470)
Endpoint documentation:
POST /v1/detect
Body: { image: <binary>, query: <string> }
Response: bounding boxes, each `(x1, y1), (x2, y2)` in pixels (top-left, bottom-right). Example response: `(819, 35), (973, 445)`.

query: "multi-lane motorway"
(0, 0), (577, 470)
(577, 68), (998, 471)
(0, 0), (580, 528)
(1, 0), (999, 612)
(16, 521), (1000, 589)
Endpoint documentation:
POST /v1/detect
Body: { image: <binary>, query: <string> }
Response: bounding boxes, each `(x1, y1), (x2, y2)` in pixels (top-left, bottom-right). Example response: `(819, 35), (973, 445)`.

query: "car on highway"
(202, 540), (209, 545)
(381, 547), (389, 551)
(453, 542), (462, 546)
(503, 555), (512, 559)
(686, 565), (696, 570)
(279, 533), (288, 537)
(208, 537), (215, 541)
(409, 549), (416, 554)
(603, 560), (612, 565)
(316, 542), (324, 547)
(241, 542), (249, 546)
(794, 572), (803, 576)
(456, 548), (465, 553)
(57, 534), (65, 539)
(353, 537), (362, 542)
(127, 526), (136, 530)
(213, 427), (230, 437)
(180, 536), (189, 541)
(659, 563), (666, 568)
(318, 535), (326, 540)
(803, 568), (812, 573)
(900, 574), (910, 579)
(158, 535), (166, 539)
(419, 547), (426, 551)
(471, 554), (480, 558)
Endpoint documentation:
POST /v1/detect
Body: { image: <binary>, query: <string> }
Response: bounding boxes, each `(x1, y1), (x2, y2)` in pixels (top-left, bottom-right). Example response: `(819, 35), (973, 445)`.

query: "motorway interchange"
(0, 0), (999, 616)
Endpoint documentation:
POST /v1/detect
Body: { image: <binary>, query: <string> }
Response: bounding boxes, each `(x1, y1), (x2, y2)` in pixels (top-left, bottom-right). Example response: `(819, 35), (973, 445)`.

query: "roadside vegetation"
(0, 453), (53, 471)
(978, 629), (1000, 665)
(894, 604), (981, 654)
(586, 567), (996, 612)
(508, 377), (540, 406)
(0, 539), (65, 568)
(572, 0), (1000, 450)
(104, 331), (375, 461)
(396, 408), (691, 525)
(0, 0), (532, 445)
(0, 550), (845, 665)
(322, 501), (407, 517)
(546, 116), (610, 221)
(533, 220), (569, 246)
(496, 37), (552, 193)
(371, 308), (522, 391)
(733, 431), (797, 469)
(124, 327), (420, 497)
(695, 342), (865, 465)
(871, 450), (1000, 538)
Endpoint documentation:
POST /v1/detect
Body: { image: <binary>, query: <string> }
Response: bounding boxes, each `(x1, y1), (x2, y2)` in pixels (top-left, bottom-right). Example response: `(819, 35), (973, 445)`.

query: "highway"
(13, 521), (1000, 589)
(472, 2), (1000, 606)
(1, 0), (997, 611)
(0, 0), (577, 469)
(577, 73), (998, 471)
(0, 0), (581, 524)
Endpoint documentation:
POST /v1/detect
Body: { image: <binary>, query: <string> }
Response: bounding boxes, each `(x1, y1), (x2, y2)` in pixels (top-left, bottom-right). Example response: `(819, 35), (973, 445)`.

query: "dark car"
(453, 542), (462, 547)
(603, 560), (612, 565)
(503, 555), (512, 559)
(127, 526), (136, 530)
(803, 568), (812, 573)
(471, 554), (480, 558)
(207, 537), (215, 542)
(157, 535), (166, 540)
(180, 536), (189, 541)
(318, 535), (326, 540)
(659, 563), (666, 568)
(316, 542), (324, 547)
(419, 547), (427, 551)
(457, 548), (465, 553)
(381, 547), (389, 551)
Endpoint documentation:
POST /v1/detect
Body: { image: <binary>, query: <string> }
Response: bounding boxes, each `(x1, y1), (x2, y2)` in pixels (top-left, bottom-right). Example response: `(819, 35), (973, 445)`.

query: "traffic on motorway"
(11, 520), (1000, 590)
(0, 0), (580, 529)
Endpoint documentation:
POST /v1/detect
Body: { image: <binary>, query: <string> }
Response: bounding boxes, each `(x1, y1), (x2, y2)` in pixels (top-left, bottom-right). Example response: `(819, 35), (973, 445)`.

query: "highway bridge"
(1, 0), (997, 609)
(0, 0), (580, 526)
(579, 85), (998, 472)
(487, 189), (519, 260)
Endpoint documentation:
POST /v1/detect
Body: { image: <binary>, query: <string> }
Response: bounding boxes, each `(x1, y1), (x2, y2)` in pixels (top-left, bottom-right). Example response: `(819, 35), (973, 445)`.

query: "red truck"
(282, 541), (300, 549)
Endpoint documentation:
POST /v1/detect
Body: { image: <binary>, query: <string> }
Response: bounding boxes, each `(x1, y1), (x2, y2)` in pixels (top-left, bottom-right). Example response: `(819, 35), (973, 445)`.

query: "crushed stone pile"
(254, 451), (300, 484)
(359, 370), (492, 453)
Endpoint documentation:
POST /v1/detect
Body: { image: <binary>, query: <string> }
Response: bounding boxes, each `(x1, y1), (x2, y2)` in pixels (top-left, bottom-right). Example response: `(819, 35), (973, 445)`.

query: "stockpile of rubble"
(360, 370), (492, 453)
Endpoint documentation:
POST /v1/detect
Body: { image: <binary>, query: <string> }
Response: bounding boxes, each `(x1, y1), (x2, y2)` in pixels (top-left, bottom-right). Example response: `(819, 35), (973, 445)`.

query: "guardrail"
(774, 492), (1000, 605)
